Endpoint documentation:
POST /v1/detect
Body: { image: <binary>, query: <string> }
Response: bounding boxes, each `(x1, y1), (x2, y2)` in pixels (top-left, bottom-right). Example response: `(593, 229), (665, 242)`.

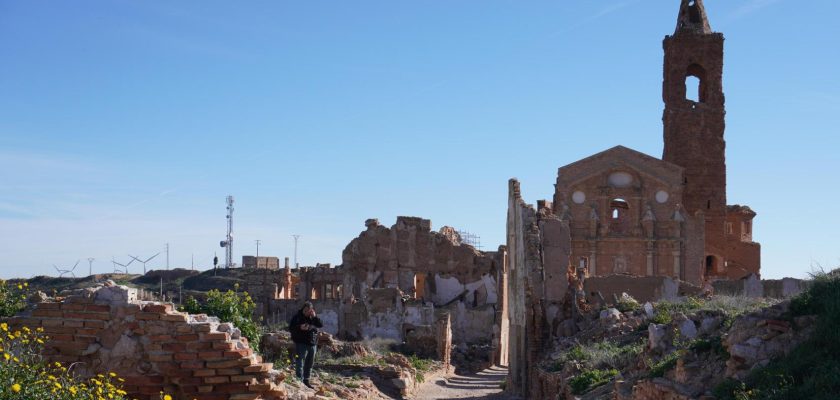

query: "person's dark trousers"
(294, 342), (317, 382)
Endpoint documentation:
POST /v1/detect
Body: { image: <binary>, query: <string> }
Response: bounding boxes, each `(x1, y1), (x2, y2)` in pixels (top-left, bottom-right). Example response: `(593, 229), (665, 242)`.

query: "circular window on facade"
(655, 190), (670, 204)
(572, 191), (586, 204)
(608, 171), (633, 188)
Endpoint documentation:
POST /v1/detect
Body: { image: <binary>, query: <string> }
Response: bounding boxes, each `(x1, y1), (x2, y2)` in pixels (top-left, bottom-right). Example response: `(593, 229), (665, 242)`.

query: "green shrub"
(717, 269), (840, 400)
(181, 287), (260, 349)
(648, 350), (682, 378)
(557, 340), (644, 372)
(407, 354), (435, 383)
(569, 368), (618, 394)
(0, 280), (28, 318)
(0, 323), (131, 399)
(688, 336), (729, 359)
(652, 308), (673, 325)
(616, 297), (641, 313)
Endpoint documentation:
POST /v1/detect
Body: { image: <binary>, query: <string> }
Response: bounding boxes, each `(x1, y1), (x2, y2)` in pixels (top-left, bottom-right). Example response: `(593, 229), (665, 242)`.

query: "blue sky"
(1, 0), (838, 279)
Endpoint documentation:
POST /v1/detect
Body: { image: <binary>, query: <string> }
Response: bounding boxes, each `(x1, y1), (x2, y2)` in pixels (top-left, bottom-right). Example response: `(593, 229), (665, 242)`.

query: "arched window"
(685, 64), (707, 103)
(611, 198), (629, 220)
(685, 76), (700, 102)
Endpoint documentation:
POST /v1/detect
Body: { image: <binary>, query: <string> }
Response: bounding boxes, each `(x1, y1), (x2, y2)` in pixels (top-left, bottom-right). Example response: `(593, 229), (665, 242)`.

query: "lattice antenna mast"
(87, 257), (95, 277)
(219, 195), (235, 269)
(292, 235), (301, 268)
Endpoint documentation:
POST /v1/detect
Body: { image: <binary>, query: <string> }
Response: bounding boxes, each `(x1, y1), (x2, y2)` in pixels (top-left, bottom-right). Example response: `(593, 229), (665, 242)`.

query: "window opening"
(688, 1), (702, 23)
(611, 198), (629, 220)
(686, 76), (701, 102)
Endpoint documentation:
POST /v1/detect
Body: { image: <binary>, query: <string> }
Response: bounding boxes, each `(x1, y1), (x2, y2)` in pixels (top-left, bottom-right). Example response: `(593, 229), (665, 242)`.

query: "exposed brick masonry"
(7, 284), (297, 400)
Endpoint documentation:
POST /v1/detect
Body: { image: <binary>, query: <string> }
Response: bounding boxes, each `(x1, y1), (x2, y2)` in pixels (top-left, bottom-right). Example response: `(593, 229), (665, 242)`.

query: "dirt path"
(411, 365), (513, 400)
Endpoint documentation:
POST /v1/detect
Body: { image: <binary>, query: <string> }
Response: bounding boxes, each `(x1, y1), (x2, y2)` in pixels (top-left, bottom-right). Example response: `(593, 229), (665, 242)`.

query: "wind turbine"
(54, 260), (80, 278)
(112, 257), (135, 274)
(129, 252), (160, 274)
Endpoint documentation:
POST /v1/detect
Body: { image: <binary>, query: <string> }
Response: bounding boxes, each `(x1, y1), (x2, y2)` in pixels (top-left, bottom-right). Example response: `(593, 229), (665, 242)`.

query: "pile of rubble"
(261, 331), (440, 399)
(533, 293), (818, 400)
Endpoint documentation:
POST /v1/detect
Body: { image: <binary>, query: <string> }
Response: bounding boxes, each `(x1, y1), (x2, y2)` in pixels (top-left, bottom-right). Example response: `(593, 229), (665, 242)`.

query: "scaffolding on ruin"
(456, 230), (482, 250)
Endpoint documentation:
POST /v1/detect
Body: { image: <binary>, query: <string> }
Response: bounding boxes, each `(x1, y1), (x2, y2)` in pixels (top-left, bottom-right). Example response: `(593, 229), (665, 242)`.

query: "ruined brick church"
(507, 0), (761, 395)
(514, 0), (759, 287)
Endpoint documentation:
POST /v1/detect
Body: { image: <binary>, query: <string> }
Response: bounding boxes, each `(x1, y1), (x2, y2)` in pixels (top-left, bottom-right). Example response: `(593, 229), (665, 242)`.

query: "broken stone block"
(648, 323), (669, 351)
(643, 302), (655, 318)
(678, 319), (698, 339)
(600, 308), (622, 321)
(699, 316), (721, 335)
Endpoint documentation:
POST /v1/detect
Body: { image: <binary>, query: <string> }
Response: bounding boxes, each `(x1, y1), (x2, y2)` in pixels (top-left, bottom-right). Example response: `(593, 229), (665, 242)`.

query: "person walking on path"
(289, 302), (323, 389)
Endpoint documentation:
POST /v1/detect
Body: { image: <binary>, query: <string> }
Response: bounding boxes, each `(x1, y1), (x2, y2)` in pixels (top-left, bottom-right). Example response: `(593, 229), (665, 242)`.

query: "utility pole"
(292, 235), (301, 268)
(191, 253), (194, 270)
(165, 243), (170, 270)
(87, 257), (95, 277)
(255, 239), (261, 258)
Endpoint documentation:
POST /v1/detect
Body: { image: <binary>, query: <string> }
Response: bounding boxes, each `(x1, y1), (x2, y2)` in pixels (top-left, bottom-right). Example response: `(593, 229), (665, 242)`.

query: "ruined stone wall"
(712, 275), (808, 299)
(263, 299), (342, 334)
(506, 179), (551, 398)
(7, 284), (297, 400)
(723, 207), (761, 279)
(584, 275), (680, 304)
(339, 217), (504, 347)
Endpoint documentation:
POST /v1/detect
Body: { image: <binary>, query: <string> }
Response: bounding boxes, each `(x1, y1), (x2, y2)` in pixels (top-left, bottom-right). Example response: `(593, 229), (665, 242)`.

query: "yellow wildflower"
(11, 383), (21, 392)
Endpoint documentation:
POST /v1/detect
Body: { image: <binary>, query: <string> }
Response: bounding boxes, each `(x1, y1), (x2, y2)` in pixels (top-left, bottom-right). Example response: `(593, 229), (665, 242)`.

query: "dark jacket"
(289, 311), (323, 345)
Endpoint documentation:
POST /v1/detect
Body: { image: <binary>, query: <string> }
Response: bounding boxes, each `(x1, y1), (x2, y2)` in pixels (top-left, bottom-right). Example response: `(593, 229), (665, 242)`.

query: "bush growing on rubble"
(714, 269), (840, 400)
(569, 368), (618, 394)
(0, 280), (28, 318)
(0, 323), (131, 399)
(551, 340), (643, 373)
(181, 286), (260, 349)
(615, 293), (641, 313)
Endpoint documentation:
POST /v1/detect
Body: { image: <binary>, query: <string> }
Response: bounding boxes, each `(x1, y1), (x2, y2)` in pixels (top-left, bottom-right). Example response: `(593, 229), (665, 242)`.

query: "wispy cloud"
(549, 0), (642, 36)
(731, 0), (783, 18)
(118, 22), (251, 61)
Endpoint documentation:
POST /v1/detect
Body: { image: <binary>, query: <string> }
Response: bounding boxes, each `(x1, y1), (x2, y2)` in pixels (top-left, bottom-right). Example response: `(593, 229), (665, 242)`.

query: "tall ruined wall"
(7, 284), (299, 400)
(506, 179), (554, 398)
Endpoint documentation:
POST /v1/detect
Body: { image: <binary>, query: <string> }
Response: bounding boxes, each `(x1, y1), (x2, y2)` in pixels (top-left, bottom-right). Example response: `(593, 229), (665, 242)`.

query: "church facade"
(545, 0), (760, 286)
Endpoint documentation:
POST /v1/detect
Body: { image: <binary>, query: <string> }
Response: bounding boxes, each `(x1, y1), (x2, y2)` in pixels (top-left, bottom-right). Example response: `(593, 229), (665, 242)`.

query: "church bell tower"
(662, 0), (728, 269)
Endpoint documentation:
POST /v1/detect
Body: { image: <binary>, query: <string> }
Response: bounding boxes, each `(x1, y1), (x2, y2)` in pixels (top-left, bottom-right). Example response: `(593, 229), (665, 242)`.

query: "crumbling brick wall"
(339, 217), (505, 348)
(6, 284), (298, 400)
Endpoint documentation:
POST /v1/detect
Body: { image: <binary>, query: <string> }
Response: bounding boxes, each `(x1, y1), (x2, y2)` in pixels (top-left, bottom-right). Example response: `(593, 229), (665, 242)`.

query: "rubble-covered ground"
(537, 269), (840, 400)
(261, 331), (443, 399)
